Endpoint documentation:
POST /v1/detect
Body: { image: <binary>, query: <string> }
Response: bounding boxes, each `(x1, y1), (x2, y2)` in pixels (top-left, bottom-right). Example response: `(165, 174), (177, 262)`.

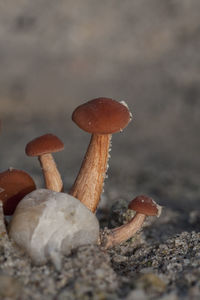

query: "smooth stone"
(9, 189), (99, 268)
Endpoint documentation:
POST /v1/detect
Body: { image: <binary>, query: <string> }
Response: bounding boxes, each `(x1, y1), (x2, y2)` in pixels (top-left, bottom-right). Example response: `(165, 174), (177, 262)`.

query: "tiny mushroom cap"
(128, 195), (162, 217)
(72, 97), (132, 134)
(25, 133), (64, 156)
(0, 168), (36, 215)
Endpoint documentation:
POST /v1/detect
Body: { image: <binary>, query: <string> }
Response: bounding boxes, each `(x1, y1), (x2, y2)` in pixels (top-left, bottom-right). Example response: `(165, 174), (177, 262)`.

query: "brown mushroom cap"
(0, 168), (36, 215)
(72, 98), (131, 134)
(25, 133), (64, 156)
(128, 195), (161, 217)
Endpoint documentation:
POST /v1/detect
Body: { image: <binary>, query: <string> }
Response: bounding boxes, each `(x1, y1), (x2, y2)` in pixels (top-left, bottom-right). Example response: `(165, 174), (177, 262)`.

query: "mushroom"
(0, 168), (36, 215)
(70, 98), (131, 212)
(101, 195), (162, 249)
(25, 134), (64, 192)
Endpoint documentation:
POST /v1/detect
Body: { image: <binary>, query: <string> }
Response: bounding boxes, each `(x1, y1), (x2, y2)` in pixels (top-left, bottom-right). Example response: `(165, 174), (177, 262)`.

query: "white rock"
(9, 189), (99, 268)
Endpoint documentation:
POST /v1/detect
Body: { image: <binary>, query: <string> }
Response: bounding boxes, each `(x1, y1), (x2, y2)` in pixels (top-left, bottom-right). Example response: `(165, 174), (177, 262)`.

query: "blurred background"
(1, 0), (200, 212)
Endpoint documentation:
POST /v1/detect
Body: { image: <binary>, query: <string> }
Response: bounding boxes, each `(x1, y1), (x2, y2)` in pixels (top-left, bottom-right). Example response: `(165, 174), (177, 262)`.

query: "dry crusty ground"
(1, 1), (200, 299)
(0, 185), (200, 300)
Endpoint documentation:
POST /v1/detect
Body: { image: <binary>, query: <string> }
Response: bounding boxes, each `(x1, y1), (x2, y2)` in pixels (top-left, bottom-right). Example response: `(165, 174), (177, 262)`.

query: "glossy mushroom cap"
(0, 168), (36, 215)
(25, 134), (64, 156)
(72, 97), (132, 134)
(128, 195), (162, 217)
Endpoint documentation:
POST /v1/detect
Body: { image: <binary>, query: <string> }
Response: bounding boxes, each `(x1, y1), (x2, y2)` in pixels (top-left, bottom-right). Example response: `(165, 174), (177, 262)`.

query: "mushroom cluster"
(0, 97), (162, 268)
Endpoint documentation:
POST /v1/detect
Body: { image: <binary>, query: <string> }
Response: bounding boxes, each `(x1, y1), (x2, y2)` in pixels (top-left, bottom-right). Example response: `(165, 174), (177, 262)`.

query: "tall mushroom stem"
(39, 153), (63, 192)
(101, 213), (146, 249)
(70, 134), (111, 212)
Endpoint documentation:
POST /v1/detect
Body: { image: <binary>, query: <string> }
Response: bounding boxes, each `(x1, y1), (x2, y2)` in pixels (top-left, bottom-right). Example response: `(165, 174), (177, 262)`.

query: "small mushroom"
(25, 134), (64, 192)
(70, 98), (131, 212)
(0, 168), (36, 215)
(101, 195), (162, 249)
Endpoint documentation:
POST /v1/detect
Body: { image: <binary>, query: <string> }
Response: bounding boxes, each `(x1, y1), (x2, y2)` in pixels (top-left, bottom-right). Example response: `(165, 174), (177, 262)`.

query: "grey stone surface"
(9, 189), (99, 267)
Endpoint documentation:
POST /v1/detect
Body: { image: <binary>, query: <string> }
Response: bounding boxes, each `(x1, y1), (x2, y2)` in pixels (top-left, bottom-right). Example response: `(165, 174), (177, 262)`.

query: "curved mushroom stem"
(101, 213), (146, 249)
(70, 133), (111, 212)
(39, 153), (63, 192)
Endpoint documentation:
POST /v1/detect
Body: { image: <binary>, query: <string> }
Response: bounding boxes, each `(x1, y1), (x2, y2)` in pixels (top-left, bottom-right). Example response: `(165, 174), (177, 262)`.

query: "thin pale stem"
(102, 213), (146, 249)
(70, 134), (111, 212)
(39, 153), (63, 192)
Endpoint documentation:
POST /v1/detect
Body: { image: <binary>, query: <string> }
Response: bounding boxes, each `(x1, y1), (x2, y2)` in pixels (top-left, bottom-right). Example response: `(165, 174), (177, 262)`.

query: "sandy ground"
(0, 1), (200, 299)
